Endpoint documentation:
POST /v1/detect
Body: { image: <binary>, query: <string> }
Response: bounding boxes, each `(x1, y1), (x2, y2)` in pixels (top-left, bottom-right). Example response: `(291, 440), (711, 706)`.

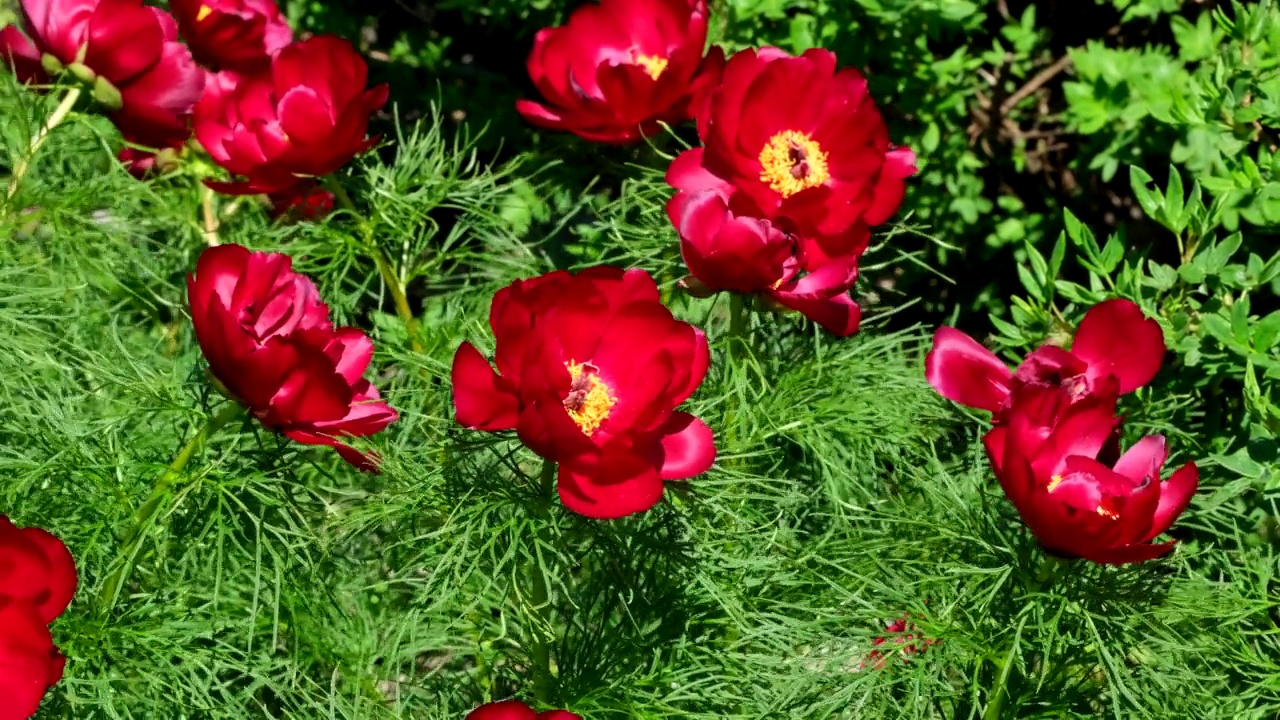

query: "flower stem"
(727, 292), (749, 360)
(6, 86), (82, 203)
(982, 616), (1028, 720)
(200, 183), (221, 246)
(322, 175), (422, 353)
(96, 403), (244, 612)
(529, 458), (557, 704)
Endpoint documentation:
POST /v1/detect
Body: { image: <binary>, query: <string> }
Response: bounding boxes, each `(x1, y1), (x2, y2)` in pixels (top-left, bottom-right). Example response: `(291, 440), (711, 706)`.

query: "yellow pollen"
(758, 130), (830, 197)
(1096, 501), (1120, 521)
(563, 361), (616, 436)
(196, 5), (213, 21)
(1046, 475), (1064, 493)
(633, 54), (668, 81)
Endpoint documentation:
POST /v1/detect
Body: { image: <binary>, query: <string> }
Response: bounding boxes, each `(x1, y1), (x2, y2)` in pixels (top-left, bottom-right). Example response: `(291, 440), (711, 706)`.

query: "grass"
(1, 75), (1278, 719)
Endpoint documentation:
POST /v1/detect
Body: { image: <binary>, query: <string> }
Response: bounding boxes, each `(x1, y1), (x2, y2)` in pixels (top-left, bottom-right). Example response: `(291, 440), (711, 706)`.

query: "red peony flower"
(668, 161), (865, 336)
(669, 47), (916, 242)
(193, 36), (388, 195)
(0, 517), (76, 625)
(451, 267), (716, 519)
(987, 385), (1199, 564)
(170, 0), (292, 73)
(926, 299), (1166, 419)
(186, 244), (398, 470)
(0, 0), (205, 148)
(516, 0), (725, 143)
(0, 598), (65, 720)
(467, 699), (581, 720)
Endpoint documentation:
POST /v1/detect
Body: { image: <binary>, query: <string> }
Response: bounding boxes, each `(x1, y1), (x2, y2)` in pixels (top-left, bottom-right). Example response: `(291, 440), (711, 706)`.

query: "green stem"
(323, 175), (422, 353)
(97, 403), (243, 612)
(6, 86), (82, 203)
(983, 641), (1018, 720)
(727, 292), (749, 360)
(529, 458), (558, 704)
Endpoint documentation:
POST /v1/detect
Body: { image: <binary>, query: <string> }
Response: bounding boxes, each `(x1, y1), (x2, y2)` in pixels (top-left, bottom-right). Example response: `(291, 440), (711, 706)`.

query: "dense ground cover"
(0, 0), (1278, 718)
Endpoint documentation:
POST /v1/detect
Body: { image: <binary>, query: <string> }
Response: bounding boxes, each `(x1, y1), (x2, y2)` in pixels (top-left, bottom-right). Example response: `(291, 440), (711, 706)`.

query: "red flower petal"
(657, 411), (715, 480)
(558, 446), (665, 519)
(451, 342), (520, 432)
(925, 327), (1013, 412)
(1071, 298), (1165, 395)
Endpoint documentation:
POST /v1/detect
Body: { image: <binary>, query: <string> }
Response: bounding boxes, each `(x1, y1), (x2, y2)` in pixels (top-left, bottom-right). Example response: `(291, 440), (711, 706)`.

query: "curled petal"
(1145, 462), (1199, 542)
(1072, 298), (1166, 394)
(451, 342), (520, 432)
(925, 327), (1012, 412)
(657, 412), (715, 480)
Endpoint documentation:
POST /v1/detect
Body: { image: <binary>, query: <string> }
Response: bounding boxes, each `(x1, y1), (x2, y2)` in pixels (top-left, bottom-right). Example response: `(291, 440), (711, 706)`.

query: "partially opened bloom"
(926, 298), (1166, 419)
(988, 386), (1199, 564)
(194, 36), (388, 195)
(673, 189), (862, 335)
(187, 244), (398, 470)
(0, 0), (205, 147)
(451, 268), (716, 519)
(467, 699), (581, 720)
(0, 517), (76, 625)
(670, 47), (916, 243)
(170, 0), (292, 73)
(0, 598), (65, 720)
(516, 0), (725, 143)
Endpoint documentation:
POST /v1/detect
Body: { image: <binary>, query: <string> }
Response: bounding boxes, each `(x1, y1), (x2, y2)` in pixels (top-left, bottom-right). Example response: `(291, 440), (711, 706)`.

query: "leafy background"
(0, 0), (1278, 717)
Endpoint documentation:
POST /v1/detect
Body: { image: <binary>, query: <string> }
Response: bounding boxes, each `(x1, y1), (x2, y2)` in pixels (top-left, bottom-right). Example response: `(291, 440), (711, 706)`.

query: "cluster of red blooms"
(1, 0), (386, 216)
(0, 0), (1207, 715)
(927, 299), (1200, 564)
(0, 517), (76, 720)
(516, 0), (915, 335)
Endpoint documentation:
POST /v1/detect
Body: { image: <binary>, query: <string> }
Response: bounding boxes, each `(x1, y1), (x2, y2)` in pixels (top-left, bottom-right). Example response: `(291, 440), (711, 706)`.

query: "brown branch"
(1000, 55), (1074, 116)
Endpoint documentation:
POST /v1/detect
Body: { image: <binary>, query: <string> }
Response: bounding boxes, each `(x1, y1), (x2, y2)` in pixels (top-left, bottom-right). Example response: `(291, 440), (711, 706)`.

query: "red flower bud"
(1, 0), (205, 148)
(170, 0), (292, 73)
(194, 36), (388, 196)
(516, 0), (725, 144)
(451, 268), (716, 519)
(186, 244), (398, 470)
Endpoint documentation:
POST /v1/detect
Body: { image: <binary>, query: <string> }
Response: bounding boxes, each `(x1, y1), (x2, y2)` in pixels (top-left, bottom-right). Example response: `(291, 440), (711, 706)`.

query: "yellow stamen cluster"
(564, 361), (616, 436)
(758, 130), (830, 197)
(633, 54), (669, 81)
(196, 4), (214, 21)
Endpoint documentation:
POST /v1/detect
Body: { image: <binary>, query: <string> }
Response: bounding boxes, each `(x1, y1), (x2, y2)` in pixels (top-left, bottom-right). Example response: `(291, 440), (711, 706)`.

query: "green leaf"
(1164, 165), (1186, 233)
(1048, 232), (1067, 280)
(1129, 166), (1163, 218)
(1253, 310), (1280, 352)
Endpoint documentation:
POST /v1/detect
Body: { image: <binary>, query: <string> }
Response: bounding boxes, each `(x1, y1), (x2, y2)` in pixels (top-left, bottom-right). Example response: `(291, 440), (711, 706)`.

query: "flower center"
(563, 360), (616, 436)
(1047, 474), (1122, 520)
(758, 130), (830, 198)
(632, 53), (668, 81)
(196, 4), (214, 21)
